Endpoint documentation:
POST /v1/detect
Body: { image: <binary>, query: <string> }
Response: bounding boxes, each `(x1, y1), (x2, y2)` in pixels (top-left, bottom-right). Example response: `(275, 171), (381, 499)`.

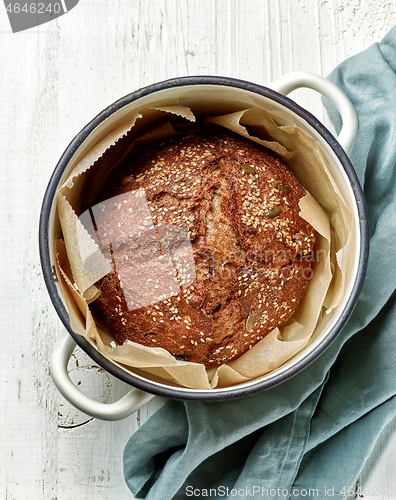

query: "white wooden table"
(1, 1), (396, 498)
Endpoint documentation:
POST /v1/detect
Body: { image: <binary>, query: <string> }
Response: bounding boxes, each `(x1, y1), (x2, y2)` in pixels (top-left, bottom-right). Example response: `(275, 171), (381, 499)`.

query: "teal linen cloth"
(124, 27), (396, 500)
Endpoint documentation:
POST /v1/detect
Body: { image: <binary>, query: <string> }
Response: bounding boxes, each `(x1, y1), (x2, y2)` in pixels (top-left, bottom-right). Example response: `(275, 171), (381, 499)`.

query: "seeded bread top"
(85, 131), (315, 366)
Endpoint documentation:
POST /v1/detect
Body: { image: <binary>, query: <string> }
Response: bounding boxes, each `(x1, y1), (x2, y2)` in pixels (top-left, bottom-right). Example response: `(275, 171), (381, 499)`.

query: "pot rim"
(39, 75), (369, 402)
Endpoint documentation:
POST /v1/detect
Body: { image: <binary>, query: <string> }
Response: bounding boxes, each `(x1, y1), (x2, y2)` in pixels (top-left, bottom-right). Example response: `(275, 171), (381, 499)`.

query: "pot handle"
(50, 331), (155, 421)
(270, 71), (358, 156)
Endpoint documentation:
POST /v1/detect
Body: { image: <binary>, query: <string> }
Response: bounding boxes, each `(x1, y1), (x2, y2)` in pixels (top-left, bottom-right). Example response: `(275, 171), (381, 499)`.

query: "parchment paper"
(54, 103), (352, 390)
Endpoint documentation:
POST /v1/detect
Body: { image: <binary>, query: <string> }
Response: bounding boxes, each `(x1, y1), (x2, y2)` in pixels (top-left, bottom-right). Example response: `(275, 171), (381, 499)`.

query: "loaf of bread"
(83, 130), (316, 366)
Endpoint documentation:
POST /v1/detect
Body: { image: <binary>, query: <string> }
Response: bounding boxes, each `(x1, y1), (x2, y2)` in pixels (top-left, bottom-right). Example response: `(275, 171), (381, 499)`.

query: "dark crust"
(86, 131), (316, 366)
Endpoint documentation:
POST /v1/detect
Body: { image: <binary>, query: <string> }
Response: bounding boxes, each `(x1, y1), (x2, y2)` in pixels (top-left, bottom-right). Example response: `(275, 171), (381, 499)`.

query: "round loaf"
(86, 131), (316, 366)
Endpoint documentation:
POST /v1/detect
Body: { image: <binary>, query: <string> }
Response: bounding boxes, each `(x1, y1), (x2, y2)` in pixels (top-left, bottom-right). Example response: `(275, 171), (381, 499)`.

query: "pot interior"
(46, 79), (365, 398)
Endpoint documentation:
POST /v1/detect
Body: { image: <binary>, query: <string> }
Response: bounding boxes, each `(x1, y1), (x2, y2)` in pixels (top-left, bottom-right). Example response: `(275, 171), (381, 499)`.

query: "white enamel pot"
(39, 72), (368, 420)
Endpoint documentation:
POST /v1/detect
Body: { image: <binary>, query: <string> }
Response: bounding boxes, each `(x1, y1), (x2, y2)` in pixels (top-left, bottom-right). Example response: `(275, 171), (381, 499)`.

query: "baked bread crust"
(85, 132), (315, 366)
